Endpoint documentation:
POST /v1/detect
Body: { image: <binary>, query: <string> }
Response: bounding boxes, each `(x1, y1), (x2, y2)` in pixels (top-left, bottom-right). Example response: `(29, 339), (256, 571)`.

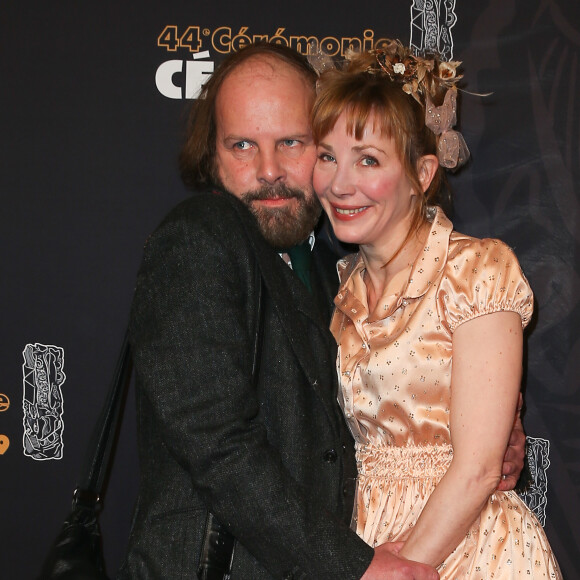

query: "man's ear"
(417, 154), (439, 193)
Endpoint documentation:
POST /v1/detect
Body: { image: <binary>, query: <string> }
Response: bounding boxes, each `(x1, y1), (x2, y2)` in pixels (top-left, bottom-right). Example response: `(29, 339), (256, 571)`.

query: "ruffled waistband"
(356, 442), (453, 480)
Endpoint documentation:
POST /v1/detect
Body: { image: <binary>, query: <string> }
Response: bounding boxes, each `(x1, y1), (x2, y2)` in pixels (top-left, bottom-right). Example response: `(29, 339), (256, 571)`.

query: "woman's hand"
(498, 393), (526, 491)
(360, 543), (438, 580)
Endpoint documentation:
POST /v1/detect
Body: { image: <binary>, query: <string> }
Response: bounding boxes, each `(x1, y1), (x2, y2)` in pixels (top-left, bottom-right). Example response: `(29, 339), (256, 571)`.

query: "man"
(120, 43), (524, 579)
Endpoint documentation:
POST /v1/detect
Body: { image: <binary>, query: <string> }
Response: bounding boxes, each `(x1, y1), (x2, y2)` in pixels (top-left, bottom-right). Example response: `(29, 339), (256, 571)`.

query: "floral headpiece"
(308, 39), (470, 170)
(370, 40), (461, 102)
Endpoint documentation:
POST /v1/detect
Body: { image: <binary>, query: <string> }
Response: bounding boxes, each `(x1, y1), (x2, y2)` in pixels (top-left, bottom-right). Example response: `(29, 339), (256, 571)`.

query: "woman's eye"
(361, 156), (378, 166)
(318, 153), (335, 162)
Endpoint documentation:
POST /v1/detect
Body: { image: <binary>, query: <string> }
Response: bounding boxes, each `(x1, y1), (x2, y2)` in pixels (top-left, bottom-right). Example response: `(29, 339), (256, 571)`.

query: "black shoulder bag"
(39, 267), (265, 580)
(38, 331), (132, 580)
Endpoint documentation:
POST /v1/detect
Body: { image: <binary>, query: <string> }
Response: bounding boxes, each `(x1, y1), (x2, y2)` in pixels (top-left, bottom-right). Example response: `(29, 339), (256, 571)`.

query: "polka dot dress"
(331, 208), (561, 578)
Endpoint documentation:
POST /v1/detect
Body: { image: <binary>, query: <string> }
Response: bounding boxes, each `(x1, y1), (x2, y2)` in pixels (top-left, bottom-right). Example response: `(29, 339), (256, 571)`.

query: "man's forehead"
(214, 56), (315, 134)
(230, 54), (277, 75)
(222, 54), (312, 90)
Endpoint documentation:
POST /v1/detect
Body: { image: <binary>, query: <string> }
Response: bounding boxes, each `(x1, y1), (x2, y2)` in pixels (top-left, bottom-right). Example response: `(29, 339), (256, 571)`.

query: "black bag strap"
(74, 330), (132, 509)
(71, 259), (264, 580)
(72, 261), (264, 580)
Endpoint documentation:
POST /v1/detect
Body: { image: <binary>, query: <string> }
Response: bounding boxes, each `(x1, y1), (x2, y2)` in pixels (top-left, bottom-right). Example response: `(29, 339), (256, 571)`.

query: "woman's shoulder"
(447, 229), (519, 264)
(440, 229), (533, 331)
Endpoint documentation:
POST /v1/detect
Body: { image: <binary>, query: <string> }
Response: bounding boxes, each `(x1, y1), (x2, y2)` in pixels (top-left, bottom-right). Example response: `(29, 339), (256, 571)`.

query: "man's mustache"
(242, 185), (305, 203)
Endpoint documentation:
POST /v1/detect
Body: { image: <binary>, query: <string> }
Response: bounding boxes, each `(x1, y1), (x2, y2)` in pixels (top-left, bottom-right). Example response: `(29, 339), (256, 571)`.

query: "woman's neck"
(360, 221), (429, 317)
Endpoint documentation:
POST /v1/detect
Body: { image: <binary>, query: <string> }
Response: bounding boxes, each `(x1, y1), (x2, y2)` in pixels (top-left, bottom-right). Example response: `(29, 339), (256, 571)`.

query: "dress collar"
(404, 206), (452, 299)
(335, 207), (452, 319)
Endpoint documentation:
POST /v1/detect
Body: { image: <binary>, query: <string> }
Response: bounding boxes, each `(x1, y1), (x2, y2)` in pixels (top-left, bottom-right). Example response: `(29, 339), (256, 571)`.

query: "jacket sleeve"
(129, 196), (373, 579)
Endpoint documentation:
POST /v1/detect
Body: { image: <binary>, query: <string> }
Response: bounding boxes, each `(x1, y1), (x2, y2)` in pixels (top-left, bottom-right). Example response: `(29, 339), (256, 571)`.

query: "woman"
(311, 41), (561, 577)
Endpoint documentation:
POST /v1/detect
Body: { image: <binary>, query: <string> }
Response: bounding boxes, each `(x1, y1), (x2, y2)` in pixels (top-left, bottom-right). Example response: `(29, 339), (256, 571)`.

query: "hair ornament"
(371, 39), (462, 104)
(307, 43), (337, 94)
(308, 38), (473, 169)
(425, 89), (470, 169)
(370, 40), (468, 169)
(306, 45), (336, 76)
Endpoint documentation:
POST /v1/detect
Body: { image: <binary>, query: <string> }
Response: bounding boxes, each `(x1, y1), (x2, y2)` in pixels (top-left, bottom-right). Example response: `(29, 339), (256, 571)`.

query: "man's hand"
(498, 392), (526, 491)
(360, 543), (439, 580)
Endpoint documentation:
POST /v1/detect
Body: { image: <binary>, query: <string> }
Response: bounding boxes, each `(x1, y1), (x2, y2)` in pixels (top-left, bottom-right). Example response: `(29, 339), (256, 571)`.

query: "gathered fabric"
(353, 442), (559, 578)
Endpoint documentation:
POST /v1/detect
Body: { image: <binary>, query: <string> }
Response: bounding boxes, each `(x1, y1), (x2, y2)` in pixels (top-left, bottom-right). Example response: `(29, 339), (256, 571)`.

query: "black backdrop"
(1, 2), (578, 578)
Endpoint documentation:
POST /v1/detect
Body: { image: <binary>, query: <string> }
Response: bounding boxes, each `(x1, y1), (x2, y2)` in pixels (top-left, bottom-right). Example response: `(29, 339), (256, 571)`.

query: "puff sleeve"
(437, 237), (534, 334)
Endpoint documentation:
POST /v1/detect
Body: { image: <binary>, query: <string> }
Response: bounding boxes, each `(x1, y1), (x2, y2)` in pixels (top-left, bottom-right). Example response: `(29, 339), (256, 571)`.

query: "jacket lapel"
(254, 241), (329, 388)
(229, 194), (338, 404)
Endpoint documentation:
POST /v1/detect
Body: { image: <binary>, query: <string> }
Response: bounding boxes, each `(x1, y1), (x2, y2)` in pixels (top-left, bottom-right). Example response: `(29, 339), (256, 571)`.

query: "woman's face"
(313, 111), (416, 252)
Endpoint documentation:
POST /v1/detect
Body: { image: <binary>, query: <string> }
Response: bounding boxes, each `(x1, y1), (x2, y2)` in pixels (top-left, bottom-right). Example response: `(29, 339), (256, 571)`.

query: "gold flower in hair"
(437, 61), (462, 81)
(402, 79), (420, 101)
(371, 42), (450, 103)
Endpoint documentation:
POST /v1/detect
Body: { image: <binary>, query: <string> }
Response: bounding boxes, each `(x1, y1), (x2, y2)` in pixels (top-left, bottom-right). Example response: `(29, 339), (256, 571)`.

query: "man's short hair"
(179, 42), (317, 190)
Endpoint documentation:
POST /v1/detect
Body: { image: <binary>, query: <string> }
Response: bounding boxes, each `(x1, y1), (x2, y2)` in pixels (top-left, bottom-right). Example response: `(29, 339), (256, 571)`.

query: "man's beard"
(214, 177), (322, 250)
(240, 185), (322, 250)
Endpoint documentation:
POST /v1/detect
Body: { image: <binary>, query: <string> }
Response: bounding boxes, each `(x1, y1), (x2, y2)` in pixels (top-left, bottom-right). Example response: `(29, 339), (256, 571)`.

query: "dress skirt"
(354, 442), (562, 578)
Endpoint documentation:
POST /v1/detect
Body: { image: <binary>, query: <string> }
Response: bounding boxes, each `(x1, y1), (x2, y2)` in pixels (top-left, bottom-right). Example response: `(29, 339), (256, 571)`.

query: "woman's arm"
(398, 311), (523, 567)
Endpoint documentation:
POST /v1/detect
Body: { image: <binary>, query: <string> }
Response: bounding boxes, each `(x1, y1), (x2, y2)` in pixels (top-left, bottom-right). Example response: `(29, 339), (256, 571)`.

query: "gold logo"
(0, 435), (9, 455)
(0, 393), (10, 412)
(157, 26), (391, 57)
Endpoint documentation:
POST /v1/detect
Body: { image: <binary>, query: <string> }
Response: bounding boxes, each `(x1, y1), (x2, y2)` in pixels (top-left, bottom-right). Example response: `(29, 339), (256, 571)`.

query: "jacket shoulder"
(158, 189), (254, 234)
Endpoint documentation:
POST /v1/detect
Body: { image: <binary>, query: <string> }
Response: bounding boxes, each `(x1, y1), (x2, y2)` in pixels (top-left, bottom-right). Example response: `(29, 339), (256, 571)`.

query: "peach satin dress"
(331, 208), (561, 578)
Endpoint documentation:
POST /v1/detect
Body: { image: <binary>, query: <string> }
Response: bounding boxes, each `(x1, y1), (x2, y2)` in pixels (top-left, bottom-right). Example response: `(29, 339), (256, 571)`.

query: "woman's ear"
(417, 154), (439, 193)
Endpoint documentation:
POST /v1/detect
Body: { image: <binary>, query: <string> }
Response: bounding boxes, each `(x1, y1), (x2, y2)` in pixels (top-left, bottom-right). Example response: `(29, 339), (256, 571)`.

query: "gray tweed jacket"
(118, 190), (373, 579)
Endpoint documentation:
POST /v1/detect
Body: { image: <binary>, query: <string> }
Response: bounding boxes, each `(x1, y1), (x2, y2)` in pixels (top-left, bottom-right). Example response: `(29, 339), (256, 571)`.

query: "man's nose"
(256, 150), (286, 185)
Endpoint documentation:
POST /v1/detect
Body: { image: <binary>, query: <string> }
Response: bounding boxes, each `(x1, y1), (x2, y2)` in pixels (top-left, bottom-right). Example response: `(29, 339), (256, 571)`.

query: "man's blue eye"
(234, 141), (251, 150)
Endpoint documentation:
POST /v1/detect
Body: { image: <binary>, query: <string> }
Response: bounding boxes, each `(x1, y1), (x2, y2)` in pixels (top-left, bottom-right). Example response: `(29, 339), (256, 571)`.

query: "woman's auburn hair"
(310, 51), (450, 231)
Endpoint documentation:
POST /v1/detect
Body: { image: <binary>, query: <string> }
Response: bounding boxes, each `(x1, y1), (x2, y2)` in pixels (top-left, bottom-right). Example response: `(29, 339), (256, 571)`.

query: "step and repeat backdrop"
(1, 1), (578, 578)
